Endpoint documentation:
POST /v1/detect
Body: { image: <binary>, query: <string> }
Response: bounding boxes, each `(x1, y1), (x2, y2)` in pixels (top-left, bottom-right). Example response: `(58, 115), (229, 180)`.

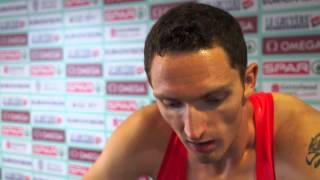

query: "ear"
(243, 63), (258, 98)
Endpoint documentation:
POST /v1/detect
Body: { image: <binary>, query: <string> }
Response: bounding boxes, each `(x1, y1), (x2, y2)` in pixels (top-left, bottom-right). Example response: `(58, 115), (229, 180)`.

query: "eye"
(161, 99), (183, 108)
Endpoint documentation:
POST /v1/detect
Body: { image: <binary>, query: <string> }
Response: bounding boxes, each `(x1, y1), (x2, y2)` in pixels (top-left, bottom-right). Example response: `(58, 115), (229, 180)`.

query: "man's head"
(144, 2), (247, 84)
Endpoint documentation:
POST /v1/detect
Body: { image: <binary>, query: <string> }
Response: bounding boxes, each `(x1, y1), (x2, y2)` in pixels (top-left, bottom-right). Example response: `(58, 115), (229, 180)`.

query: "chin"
(195, 150), (225, 164)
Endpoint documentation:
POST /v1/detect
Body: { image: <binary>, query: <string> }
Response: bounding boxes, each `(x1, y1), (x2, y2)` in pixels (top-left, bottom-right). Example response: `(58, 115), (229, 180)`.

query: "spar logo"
(31, 64), (62, 77)
(1, 110), (30, 123)
(0, 95), (29, 108)
(0, 33), (28, 46)
(66, 46), (102, 60)
(236, 16), (257, 33)
(32, 112), (65, 126)
(106, 81), (148, 95)
(33, 144), (65, 158)
(150, 2), (183, 20)
(0, 64), (29, 77)
(29, 31), (62, 45)
(106, 115), (126, 131)
(107, 99), (150, 112)
(32, 128), (65, 143)
(65, 9), (102, 26)
(68, 163), (90, 177)
(263, 11), (320, 32)
(105, 63), (145, 77)
(34, 159), (67, 175)
(105, 23), (147, 41)
(66, 63), (103, 77)
(30, 48), (63, 61)
(68, 147), (101, 162)
(263, 60), (320, 76)
(263, 35), (320, 54)
(67, 81), (101, 94)
(0, 17), (27, 32)
(67, 130), (105, 148)
(2, 139), (32, 155)
(67, 113), (105, 130)
(29, 0), (62, 12)
(64, 0), (99, 8)
(0, 49), (27, 61)
(28, 13), (62, 29)
(2, 125), (30, 138)
(104, 5), (147, 23)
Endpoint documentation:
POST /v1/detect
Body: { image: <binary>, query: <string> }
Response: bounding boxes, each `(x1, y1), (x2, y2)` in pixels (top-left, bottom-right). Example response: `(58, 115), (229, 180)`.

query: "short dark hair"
(144, 2), (247, 84)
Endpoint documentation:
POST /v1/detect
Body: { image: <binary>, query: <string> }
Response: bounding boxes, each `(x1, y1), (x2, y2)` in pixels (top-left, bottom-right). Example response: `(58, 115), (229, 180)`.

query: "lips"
(186, 140), (217, 154)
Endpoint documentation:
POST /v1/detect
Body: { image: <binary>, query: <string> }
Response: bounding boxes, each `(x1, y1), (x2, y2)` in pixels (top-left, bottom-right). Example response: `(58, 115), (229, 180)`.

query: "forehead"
(151, 47), (240, 99)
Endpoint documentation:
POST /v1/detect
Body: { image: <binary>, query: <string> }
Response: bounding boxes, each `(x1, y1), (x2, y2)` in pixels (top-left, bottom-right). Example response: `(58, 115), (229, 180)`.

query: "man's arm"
(273, 93), (320, 180)
(82, 104), (171, 180)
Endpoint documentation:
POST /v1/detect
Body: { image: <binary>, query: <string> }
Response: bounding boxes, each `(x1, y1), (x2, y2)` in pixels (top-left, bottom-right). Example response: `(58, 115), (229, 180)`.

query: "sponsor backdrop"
(0, 0), (319, 179)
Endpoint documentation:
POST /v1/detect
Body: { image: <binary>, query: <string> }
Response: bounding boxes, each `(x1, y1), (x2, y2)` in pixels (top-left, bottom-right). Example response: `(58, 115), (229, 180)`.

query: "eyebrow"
(153, 84), (231, 101)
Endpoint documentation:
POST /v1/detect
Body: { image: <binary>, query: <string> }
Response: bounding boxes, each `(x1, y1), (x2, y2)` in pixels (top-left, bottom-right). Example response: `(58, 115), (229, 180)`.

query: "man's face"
(150, 47), (250, 163)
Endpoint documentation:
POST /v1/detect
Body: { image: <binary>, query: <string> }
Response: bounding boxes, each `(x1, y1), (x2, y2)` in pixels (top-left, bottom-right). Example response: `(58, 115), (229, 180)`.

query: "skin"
(83, 46), (320, 180)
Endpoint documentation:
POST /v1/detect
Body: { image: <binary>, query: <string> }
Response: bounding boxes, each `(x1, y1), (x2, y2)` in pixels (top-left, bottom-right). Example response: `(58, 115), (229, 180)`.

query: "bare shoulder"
(272, 92), (320, 180)
(83, 103), (172, 180)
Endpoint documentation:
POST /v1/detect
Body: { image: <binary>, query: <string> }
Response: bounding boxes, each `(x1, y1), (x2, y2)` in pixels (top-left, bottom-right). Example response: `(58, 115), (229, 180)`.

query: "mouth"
(186, 140), (217, 154)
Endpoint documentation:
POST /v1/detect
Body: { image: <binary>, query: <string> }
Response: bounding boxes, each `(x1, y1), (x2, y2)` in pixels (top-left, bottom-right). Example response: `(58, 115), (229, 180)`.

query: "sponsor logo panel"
(106, 115), (127, 131)
(106, 81), (148, 95)
(105, 62), (145, 78)
(30, 48), (63, 61)
(104, 4), (147, 23)
(32, 128), (65, 143)
(32, 143), (66, 159)
(0, 1), (28, 17)
(65, 27), (103, 44)
(0, 64), (29, 77)
(262, 81), (320, 100)
(31, 96), (65, 111)
(245, 37), (259, 56)
(66, 97), (104, 113)
(2, 139), (32, 155)
(1, 125), (31, 139)
(67, 80), (103, 95)
(28, 0), (62, 13)
(33, 159), (67, 176)
(67, 113), (105, 130)
(0, 17), (27, 32)
(2, 169), (32, 180)
(29, 30), (63, 46)
(66, 63), (103, 77)
(199, 0), (257, 12)
(33, 174), (65, 180)
(67, 130), (105, 148)
(68, 163), (90, 177)
(104, 0), (144, 4)
(105, 43), (143, 60)
(65, 46), (102, 61)
(31, 80), (65, 94)
(28, 13), (63, 29)
(0, 95), (29, 109)
(263, 11), (320, 33)
(106, 98), (151, 113)
(262, 59), (320, 77)
(0, 80), (31, 93)
(68, 147), (101, 162)
(31, 111), (65, 127)
(30, 64), (63, 78)
(236, 16), (257, 33)
(1, 110), (30, 124)
(65, 9), (102, 26)
(150, 2), (183, 20)
(262, 0), (320, 10)
(0, 33), (28, 46)
(105, 23), (147, 41)
(64, 0), (100, 9)
(2, 155), (33, 170)
(263, 35), (320, 54)
(0, 48), (27, 62)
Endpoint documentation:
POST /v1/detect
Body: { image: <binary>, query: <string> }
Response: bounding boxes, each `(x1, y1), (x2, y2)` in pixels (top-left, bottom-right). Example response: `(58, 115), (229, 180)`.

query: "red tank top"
(157, 92), (276, 180)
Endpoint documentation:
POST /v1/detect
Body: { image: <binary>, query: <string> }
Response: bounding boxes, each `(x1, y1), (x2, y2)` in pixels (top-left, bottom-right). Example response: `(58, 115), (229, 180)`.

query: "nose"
(183, 105), (207, 141)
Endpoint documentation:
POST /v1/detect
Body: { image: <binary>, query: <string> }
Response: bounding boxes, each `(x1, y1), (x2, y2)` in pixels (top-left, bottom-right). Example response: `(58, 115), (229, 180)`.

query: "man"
(83, 3), (320, 180)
